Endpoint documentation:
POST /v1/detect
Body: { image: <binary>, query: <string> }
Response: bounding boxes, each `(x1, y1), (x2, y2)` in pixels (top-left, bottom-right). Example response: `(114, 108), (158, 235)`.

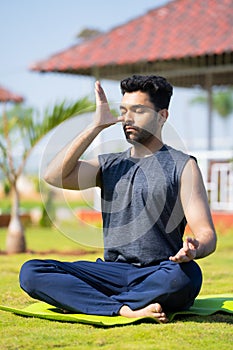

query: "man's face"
(120, 91), (159, 145)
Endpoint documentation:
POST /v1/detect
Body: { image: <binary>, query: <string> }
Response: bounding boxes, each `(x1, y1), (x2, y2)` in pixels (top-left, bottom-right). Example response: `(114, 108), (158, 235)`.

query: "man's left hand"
(169, 237), (199, 263)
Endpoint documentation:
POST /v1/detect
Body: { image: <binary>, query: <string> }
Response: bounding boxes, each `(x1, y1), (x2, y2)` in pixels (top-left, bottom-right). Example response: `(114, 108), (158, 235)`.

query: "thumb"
(187, 237), (199, 249)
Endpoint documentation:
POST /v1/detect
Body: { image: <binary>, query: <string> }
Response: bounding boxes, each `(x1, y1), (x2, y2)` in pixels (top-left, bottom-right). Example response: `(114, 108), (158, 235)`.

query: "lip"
(125, 125), (138, 132)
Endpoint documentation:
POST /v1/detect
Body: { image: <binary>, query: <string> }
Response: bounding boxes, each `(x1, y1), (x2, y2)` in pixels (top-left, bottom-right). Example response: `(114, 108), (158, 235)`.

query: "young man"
(19, 75), (217, 323)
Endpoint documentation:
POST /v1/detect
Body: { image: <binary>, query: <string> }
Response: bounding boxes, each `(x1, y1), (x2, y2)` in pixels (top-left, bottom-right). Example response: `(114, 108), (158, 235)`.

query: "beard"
(123, 123), (154, 145)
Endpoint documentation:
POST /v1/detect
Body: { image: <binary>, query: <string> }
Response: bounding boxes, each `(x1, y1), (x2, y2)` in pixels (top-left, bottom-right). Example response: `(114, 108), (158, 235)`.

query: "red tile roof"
(30, 0), (233, 73)
(0, 86), (24, 103)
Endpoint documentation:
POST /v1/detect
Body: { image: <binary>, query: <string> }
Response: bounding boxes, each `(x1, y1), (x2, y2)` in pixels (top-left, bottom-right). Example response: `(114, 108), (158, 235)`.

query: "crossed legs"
(19, 258), (202, 323)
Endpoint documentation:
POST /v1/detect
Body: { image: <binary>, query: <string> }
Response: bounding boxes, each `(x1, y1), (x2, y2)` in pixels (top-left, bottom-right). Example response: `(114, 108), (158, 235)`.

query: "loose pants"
(19, 258), (202, 316)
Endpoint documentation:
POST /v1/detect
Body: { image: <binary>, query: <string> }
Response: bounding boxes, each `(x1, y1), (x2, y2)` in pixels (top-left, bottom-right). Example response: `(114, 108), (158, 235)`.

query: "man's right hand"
(44, 81), (122, 191)
(94, 81), (123, 129)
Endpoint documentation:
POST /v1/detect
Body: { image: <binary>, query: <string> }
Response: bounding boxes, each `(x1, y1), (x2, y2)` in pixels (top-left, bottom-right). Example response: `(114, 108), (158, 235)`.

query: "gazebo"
(0, 86), (24, 103)
(30, 0), (233, 150)
(0, 85), (24, 141)
(0, 85), (24, 137)
(29, 0), (233, 217)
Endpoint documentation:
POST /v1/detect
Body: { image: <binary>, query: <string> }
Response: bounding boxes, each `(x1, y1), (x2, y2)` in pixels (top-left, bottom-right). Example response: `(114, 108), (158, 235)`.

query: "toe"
(154, 303), (163, 313)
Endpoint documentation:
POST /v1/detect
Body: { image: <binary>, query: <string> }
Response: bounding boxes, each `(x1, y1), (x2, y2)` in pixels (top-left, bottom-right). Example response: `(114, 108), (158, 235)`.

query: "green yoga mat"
(0, 294), (232, 326)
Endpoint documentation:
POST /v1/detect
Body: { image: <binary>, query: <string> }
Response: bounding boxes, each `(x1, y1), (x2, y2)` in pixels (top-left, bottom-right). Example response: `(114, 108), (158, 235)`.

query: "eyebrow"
(119, 104), (147, 110)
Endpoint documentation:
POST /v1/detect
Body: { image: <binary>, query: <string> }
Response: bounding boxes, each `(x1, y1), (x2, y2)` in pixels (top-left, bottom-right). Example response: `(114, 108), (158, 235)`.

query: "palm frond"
(213, 90), (233, 118)
(29, 97), (95, 147)
(189, 96), (208, 105)
(189, 88), (233, 120)
(0, 97), (94, 179)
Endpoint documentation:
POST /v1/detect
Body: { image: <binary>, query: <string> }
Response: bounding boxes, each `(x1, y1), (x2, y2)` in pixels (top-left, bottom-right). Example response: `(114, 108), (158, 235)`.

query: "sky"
(1, 0), (233, 155)
(1, 0), (173, 108)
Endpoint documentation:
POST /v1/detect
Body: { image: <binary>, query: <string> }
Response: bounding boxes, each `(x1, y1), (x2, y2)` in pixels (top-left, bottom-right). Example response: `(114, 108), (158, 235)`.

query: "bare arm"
(170, 158), (217, 262)
(43, 81), (121, 190)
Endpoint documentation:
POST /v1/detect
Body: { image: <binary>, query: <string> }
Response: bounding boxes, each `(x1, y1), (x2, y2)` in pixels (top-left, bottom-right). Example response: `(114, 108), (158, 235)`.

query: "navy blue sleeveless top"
(98, 145), (191, 266)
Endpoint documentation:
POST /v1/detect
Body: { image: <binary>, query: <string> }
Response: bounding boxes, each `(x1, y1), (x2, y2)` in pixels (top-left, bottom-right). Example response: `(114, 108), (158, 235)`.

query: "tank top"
(98, 145), (191, 266)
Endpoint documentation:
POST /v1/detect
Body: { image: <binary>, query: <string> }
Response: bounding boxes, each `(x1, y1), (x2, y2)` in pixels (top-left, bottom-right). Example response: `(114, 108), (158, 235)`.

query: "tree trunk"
(6, 183), (26, 254)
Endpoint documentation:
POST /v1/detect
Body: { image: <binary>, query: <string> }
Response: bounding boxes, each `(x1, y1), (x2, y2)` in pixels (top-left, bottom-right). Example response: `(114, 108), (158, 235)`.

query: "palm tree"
(0, 98), (95, 253)
(190, 88), (233, 148)
(191, 88), (233, 118)
(211, 89), (233, 119)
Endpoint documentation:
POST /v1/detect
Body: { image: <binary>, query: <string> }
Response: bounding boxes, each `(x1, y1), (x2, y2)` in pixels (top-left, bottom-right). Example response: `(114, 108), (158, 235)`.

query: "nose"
(123, 110), (134, 123)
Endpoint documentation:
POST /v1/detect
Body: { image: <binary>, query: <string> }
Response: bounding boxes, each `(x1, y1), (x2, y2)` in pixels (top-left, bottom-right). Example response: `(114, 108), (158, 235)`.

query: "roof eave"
(30, 51), (233, 88)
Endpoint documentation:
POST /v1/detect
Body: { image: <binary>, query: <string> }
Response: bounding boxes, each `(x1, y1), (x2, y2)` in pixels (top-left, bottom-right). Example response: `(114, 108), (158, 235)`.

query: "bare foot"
(62, 309), (70, 314)
(119, 303), (168, 323)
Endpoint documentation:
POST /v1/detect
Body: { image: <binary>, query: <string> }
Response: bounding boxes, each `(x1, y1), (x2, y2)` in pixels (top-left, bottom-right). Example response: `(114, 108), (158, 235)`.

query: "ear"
(158, 109), (169, 125)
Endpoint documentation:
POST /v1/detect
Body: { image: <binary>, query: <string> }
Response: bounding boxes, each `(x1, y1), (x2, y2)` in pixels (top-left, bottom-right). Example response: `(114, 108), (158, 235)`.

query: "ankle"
(119, 305), (134, 317)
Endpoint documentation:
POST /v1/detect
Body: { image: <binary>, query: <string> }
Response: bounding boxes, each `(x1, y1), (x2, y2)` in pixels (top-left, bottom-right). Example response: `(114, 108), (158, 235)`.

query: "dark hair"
(120, 75), (173, 111)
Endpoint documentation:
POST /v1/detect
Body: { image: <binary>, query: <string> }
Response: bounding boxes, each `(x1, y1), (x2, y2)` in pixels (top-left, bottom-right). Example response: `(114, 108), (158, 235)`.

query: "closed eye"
(132, 105), (151, 114)
(120, 104), (151, 115)
(119, 106), (127, 116)
(134, 107), (146, 113)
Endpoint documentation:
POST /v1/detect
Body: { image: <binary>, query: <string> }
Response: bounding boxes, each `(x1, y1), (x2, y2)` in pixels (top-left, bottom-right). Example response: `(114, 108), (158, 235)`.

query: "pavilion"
(30, 0), (233, 150)
(29, 0), (233, 213)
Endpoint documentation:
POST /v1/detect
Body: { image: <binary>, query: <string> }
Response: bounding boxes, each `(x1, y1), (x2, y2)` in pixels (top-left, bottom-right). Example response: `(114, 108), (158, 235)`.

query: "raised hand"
(94, 81), (122, 129)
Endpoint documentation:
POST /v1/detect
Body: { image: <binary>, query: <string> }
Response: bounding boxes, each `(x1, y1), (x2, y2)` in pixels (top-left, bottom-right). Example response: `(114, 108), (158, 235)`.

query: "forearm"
(181, 159), (217, 260)
(43, 123), (103, 187)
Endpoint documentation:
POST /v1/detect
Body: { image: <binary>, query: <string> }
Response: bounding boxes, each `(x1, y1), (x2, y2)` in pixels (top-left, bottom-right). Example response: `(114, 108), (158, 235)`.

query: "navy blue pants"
(19, 258), (202, 316)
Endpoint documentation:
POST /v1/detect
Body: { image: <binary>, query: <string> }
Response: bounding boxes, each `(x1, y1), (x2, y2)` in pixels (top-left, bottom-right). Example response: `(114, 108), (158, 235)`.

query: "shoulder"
(181, 156), (203, 187)
(163, 145), (195, 161)
(98, 150), (128, 167)
(161, 145), (196, 176)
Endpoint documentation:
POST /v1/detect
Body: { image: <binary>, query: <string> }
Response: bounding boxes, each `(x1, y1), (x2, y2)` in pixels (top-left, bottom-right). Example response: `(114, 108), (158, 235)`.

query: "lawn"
(0, 225), (232, 350)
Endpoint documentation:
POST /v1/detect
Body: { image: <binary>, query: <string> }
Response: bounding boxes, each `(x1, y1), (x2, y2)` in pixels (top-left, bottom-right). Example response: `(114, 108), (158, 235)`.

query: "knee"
(166, 261), (202, 311)
(19, 259), (41, 294)
(161, 261), (202, 299)
(180, 261), (203, 296)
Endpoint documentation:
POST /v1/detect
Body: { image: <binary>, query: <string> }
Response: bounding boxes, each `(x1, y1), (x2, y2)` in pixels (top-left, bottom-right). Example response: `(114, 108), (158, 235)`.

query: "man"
(20, 75), (217, 323)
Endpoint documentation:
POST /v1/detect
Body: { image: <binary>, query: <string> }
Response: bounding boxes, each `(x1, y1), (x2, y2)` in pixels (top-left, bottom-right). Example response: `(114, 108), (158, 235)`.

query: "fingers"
(169, 237), (199, 263)
(94, 81), (124, 127)
(183, 239), (189, 252)
(95, 81), (108, 105)
(169, 254), (190, 263)
(169, 252), (181, 262)
(169, 253), (186, 263)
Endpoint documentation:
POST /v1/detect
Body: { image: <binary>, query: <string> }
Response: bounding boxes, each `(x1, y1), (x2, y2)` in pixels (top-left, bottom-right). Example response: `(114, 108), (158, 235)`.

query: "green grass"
(0, 197), (89, 213)
(0, 226), (232, 350)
